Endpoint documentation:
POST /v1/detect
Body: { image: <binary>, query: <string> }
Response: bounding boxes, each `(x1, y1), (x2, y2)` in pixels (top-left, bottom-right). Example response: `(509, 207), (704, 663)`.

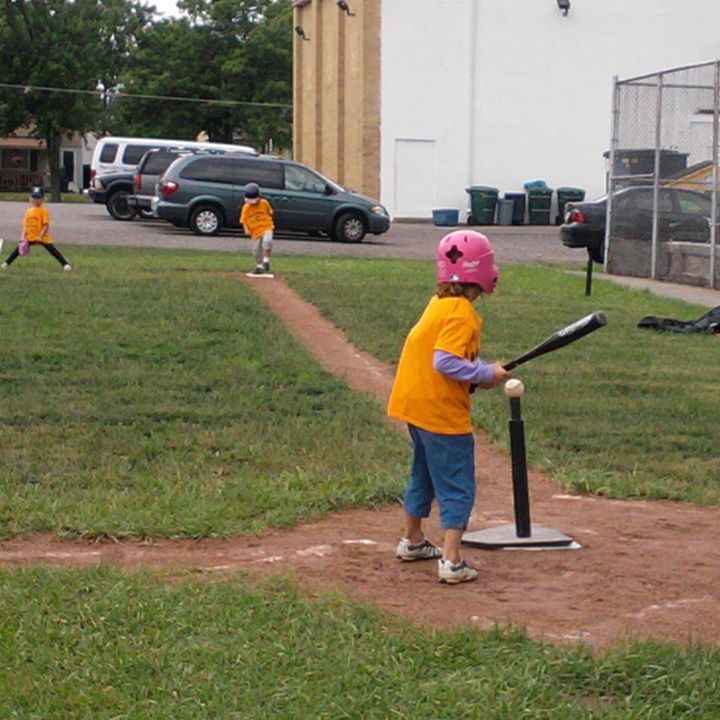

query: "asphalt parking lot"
(0, 200), (581, 265)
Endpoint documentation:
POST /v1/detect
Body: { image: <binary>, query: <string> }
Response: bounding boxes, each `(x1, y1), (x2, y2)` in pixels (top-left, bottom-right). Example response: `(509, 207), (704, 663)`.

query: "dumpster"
(555, 187), (585, 224)
(465, 186), (499, 225)
(504, 192), (526, 225)
(524, 182), (553, 225)
(496, 199), (514, 226)
(432, 208), (460, 226)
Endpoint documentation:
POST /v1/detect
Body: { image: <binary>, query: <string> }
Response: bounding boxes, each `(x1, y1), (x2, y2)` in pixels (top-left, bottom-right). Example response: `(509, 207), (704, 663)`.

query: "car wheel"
(190, 205), (223, 236)
(107, 191), (137, 221)
(334, 213), (366, 243)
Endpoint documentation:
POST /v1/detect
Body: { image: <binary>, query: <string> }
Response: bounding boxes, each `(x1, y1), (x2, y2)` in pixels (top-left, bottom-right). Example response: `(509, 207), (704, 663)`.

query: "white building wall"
(380, 0), (720, 219)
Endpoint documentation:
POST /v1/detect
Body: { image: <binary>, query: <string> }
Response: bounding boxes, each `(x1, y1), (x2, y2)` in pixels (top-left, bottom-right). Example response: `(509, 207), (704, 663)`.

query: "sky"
(146, 0), (181, 18)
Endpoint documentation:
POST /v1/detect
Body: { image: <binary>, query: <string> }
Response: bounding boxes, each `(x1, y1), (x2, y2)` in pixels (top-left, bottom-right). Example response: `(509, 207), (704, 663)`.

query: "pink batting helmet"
(436, 230), (498, 294)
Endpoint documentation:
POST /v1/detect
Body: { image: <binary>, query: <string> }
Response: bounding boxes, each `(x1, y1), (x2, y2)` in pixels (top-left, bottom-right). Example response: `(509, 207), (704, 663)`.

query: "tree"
(0, 0), (151, 200)
(115, 0), (292, 151)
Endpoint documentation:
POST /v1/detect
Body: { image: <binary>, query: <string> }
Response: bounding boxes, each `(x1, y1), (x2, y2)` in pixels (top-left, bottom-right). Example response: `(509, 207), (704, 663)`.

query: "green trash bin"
(465, 186), (499, 225)
(526, 187), (553, 225)
(555, 187), (586, 224)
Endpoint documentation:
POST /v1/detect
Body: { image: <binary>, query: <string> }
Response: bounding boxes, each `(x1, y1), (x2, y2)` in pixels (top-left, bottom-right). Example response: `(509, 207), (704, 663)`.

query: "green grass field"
(1, 246), (719, 716)
(1, 568), (719, 719)
(0, 248), (407, 540)
(284, 256), (720, 505)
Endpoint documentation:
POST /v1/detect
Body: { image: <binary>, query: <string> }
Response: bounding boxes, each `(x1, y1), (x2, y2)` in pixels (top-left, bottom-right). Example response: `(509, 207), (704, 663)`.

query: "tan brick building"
(292, 0), (380, 198)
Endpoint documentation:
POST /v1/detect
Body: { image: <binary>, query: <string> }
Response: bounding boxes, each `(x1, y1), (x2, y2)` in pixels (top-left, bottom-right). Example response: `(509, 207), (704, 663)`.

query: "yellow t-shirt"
(387, 295), (482, 435)
(240, 198), (274, 239)
(23, 206), (52, 244)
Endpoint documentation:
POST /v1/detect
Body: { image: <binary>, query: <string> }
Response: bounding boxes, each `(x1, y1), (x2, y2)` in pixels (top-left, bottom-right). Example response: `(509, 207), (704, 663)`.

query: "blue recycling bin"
(432, 208), (460, 226)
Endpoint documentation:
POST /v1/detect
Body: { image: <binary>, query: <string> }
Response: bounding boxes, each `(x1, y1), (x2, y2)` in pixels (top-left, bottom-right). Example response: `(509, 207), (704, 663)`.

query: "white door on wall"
(393, 138), (436, 218)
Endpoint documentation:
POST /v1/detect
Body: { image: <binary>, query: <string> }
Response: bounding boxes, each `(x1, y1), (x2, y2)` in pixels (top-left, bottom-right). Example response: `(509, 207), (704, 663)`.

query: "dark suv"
(88, 149), (191, 221)
(128, 148), (193, 216)
(153, 155), (391, 242)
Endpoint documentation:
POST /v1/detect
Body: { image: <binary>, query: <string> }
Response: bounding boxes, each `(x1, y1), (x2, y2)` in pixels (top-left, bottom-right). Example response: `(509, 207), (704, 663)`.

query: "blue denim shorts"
(403, 424), (476, 530)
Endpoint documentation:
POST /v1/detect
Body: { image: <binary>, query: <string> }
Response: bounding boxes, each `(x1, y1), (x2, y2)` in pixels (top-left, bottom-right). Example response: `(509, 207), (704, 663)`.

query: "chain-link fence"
(607, 61), (719, 289)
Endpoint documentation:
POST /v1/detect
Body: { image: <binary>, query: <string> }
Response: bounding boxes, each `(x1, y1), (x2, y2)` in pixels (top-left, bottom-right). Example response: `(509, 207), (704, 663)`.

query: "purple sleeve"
(433, 350), (495, 385)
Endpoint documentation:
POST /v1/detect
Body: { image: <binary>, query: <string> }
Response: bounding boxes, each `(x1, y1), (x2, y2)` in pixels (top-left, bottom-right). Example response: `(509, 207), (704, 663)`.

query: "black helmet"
(244, 183), (260, 199)
(30, 186), (45, 198)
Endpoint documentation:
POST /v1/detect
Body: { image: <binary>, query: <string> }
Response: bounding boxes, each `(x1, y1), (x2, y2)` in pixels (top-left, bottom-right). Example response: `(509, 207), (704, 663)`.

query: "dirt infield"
(1, 274), (719, 650)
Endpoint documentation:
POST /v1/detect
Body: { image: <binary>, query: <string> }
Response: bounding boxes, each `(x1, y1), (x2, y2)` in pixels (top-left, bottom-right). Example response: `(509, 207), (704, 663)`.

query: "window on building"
(1, 149), (30, 169)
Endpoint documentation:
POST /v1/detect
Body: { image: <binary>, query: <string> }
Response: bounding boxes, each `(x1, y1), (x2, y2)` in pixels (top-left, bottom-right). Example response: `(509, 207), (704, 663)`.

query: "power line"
(0, 82), (292, 110)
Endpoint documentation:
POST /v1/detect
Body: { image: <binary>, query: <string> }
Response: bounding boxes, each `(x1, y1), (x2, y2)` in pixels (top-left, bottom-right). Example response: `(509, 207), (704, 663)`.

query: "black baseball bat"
(502, 311), (607, 371)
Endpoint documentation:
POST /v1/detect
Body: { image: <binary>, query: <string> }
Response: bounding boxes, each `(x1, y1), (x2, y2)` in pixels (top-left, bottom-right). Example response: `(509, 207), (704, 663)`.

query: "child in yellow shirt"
(1, 187), (72, 271)
(387, 230), (511, 584)
(240, 183), (274, 276)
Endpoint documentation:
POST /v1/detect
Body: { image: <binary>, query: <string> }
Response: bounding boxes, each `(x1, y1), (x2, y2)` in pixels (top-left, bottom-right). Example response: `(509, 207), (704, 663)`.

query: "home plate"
(245, 272), (275, 279)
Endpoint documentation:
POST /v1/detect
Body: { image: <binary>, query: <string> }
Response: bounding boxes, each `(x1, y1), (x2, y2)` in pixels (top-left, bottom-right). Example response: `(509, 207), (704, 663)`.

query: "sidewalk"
(594, 272), (720, 308)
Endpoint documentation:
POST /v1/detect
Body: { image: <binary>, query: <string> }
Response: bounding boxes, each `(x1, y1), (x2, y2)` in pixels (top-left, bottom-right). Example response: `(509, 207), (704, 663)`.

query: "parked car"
(127, 148), (195, 216)
(88, 170), (138, 220)
(153, 154), (391, 242)
(560, 186), (712, 263)
(89, 136), (256, 183)
(89, 147), (256, 221)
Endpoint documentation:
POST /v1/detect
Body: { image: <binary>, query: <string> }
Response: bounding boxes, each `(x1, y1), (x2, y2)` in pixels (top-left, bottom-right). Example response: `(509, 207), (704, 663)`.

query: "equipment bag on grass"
(638, 305), (720, 334)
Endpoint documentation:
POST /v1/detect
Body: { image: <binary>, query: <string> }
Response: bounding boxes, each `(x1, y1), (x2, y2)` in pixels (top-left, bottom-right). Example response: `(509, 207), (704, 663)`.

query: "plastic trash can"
(465, 186), (499, 225)
(496, 199), (514, 226)
(432, 208), (460, 226)
(555, 187), (586, 224)
(526, 186), (553, 225)
(504, 192), (526, 225)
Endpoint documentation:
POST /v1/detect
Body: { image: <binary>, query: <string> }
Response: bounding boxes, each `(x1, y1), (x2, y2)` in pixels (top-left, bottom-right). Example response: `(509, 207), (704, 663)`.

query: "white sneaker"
(1, 262), (8, 270)
(63, 264), (72, 272)
(438, 558), (479, 584)
(395, 537), (442, 562)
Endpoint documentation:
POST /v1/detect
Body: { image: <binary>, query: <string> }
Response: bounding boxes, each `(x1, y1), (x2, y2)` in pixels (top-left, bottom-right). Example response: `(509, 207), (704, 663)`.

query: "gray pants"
(254, 230), (273, 264)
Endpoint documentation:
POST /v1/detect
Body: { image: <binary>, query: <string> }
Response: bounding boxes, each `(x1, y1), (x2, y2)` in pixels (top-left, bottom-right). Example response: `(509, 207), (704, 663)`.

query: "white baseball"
(504, 379), (525, 398)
